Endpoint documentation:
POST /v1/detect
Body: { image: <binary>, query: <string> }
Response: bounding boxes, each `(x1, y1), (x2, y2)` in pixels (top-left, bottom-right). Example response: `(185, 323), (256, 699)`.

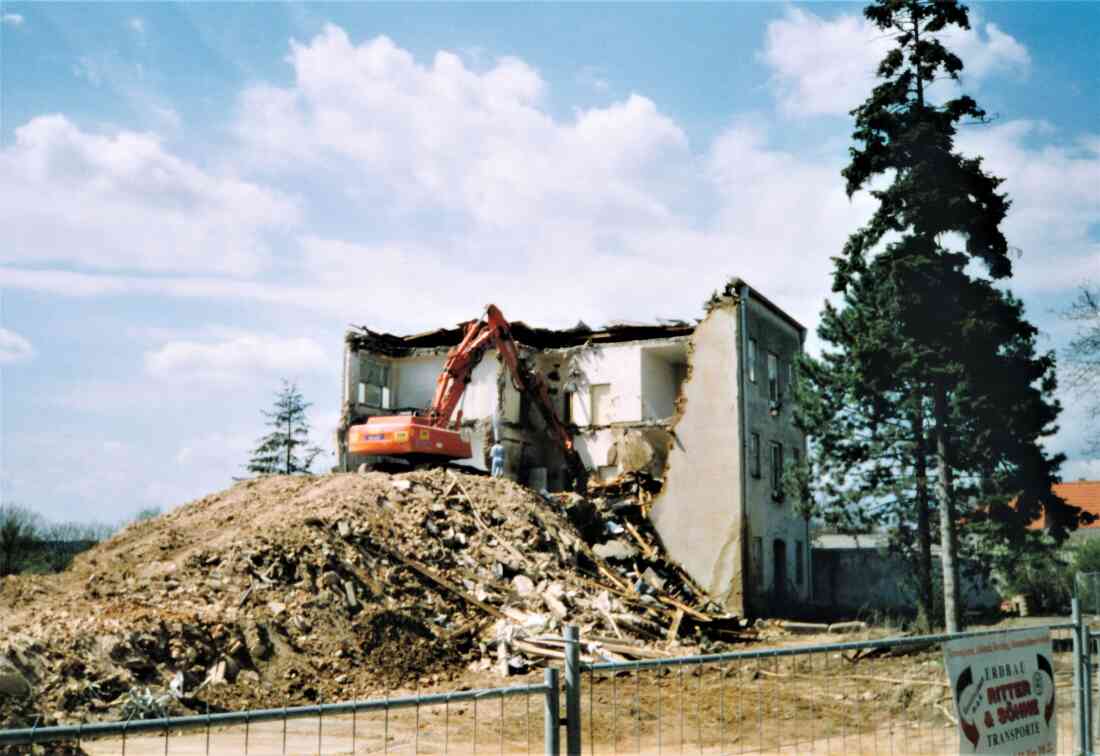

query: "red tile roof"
(1056, 482), (1100, 527)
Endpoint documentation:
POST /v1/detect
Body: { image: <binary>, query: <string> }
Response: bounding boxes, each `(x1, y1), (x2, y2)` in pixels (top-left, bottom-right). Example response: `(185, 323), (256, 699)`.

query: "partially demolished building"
(337, 278), (809, 616)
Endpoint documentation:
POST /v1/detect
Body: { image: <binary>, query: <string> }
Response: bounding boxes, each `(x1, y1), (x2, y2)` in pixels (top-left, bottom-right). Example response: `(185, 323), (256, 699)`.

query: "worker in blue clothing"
(490, 441), (505, 478)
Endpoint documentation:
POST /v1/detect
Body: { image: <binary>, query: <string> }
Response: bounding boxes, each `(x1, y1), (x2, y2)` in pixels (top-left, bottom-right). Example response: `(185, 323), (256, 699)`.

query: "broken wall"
(560, 340), (686, 483)
(648, 305), (746, 615)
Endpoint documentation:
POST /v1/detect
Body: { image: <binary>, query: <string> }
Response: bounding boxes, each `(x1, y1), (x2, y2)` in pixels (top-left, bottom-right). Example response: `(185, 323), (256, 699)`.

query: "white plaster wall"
(462, 355), (501, 420)
(648, 307), (745, 613)
(640, 349), (681, 421)
(393, 352), (500, 419)
(567, 344), (643, 425)
(573, 429), (617, 473)
(394, 354), (446, 410)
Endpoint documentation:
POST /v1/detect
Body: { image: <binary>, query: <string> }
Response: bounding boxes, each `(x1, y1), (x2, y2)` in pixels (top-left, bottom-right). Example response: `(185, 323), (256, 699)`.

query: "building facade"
(337, 278), (808, 617)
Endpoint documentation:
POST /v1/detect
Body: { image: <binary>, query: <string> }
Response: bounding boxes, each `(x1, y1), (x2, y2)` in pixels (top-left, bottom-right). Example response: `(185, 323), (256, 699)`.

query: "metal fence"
(4, 608), (1100, 755)
(0, 671), (559, 755)
(569, 610), (1095, 756)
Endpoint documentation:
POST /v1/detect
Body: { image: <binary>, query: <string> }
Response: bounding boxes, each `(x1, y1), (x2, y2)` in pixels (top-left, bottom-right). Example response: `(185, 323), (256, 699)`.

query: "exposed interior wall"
(566, 343), (643, 426)
(341, 335), (690, 490)
(648, 306), (745, 615)
(641, 345), (688, 421)
(393, 354), (445, 410)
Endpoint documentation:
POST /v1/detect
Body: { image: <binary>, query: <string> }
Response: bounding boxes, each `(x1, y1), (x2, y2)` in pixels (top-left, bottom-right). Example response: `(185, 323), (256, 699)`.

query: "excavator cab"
(347, 414), (472, 460)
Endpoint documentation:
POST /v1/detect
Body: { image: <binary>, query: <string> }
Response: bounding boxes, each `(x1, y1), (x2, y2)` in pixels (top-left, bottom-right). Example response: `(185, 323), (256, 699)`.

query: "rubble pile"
(0, 470), (744, 728)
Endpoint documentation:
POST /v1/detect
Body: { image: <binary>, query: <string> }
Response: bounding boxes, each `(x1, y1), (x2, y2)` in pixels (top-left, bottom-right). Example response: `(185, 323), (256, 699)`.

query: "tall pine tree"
(801, 0), (1085, 631)
(248, 381), (324, 475)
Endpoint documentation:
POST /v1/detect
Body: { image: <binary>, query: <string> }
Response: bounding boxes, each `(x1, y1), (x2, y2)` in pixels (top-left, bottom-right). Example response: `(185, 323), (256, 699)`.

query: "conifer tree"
(1065, 286), (1100, 453)
(248, 380), (324, 475)
(801, 0), (1085, 631)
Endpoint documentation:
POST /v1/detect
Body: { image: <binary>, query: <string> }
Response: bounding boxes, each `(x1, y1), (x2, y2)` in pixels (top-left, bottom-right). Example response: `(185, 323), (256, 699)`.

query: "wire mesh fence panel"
(9, 679), (556, 756)
(577, 623), (1079, 755)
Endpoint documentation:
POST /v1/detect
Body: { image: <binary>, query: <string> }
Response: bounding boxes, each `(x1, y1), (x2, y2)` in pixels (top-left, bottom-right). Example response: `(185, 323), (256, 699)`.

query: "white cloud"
(2, 13), (23, 27)
(0, 28), (880, 333)
(761, 8), (1031, 118)
(144, 331), (328, 387)
(128, 17), (145, 37)
(955, 121), (1100, 292)
(0, 115), (300, 276)
(234, 27), (687, 229)
(0, 328), (34, 364)
(0, 26), (1087, 342)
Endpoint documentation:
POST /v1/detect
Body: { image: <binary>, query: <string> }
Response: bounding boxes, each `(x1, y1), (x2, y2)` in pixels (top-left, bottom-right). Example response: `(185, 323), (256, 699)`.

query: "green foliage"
(1064, 286), (1100, 454)
(992, 532), (1072, 615)
(248, 380), (324, 476)
(0, 503), (41, 576)
(1073, 538), (1100, 576)
(0, 505), (112, 575)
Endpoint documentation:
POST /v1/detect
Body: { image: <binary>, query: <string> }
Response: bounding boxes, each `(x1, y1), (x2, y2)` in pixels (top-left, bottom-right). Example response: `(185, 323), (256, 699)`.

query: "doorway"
(773, 539), (787, 602)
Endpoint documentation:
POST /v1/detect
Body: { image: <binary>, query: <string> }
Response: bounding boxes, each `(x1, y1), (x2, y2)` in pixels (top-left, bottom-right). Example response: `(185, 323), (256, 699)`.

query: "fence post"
(544, 668), (561, 756)
(1074, 598), (1089, 755)
(564, 624), (581, 756)
(1086, 623), (1095, 754)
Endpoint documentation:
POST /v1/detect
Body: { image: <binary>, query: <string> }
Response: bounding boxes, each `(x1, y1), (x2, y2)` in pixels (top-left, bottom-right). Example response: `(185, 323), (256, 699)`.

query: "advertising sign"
(944, 628), (1057, 755)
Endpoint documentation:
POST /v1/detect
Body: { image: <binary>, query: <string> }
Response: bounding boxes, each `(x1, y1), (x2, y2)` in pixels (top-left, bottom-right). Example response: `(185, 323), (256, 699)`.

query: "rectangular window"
(561, 390), (573, 425)
(748, 338), (757, 383)
(770, 441), (783, 492)
(359, 358), (391, 408)
(750, 433), (761, 478)
(753, 537), (764, 587)
(788, 360), (795, 392)
(795, 540), (804, 586)
(767, 352), (779, 402)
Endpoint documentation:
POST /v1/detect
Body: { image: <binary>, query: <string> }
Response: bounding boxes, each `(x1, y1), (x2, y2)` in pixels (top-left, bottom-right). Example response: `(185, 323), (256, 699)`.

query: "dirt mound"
(0, 470), (743, 728)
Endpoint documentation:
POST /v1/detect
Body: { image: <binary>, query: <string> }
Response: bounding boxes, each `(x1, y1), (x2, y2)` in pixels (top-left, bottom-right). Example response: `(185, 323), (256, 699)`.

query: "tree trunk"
(912, 395), (935, 628)
(286, 413), (292, 475)
(934, 379), (962, 632)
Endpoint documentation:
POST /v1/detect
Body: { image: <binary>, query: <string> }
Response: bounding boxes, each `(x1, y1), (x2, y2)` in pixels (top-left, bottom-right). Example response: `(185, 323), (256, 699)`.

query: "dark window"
(795, 540), (804, 586)
(770, 441), (783, 492)
(359, 358), (390, 408)
(767, 352), (779, 402)
(562, 390), (573, 425)
(750, 433), (761, 478)
(748, 338), (757, 383)
(753, 537), (764, 587)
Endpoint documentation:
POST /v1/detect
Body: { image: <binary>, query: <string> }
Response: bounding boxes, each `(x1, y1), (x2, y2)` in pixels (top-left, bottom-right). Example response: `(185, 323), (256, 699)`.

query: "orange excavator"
(347, 305), (587, 488)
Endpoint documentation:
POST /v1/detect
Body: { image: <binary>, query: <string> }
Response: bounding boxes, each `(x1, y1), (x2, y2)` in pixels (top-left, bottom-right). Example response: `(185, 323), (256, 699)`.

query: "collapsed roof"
(346, 318), (696, 355)
(344, 277), (804, 356)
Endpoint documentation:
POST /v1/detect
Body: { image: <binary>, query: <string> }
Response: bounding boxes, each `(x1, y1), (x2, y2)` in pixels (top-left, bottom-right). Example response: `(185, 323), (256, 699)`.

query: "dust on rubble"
(0, 469), (750, 730)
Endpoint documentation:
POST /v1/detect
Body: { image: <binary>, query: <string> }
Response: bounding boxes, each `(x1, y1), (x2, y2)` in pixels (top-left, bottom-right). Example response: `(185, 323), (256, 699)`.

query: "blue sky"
(1, 2), (1098, 525)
